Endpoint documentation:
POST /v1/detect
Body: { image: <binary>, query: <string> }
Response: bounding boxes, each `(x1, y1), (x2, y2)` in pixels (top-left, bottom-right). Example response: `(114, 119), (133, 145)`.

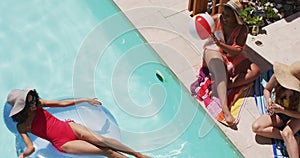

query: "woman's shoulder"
(240, 24), (249, 32)
(266, 75), (279, 89)
(39, 99), (46, 107)
(38, 99), (54, 108)
(16, 122), (28, 133)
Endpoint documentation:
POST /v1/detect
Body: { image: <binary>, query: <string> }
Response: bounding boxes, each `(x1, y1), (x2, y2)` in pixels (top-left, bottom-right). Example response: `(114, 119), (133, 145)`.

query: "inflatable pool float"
(4, 99), (120, 158)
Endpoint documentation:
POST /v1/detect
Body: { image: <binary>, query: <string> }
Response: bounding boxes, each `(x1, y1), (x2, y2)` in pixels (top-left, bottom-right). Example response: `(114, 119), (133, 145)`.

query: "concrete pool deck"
(113, 0), (300, 157)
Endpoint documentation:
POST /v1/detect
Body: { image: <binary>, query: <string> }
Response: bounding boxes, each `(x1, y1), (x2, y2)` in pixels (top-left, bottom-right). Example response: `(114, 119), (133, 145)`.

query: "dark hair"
(275, 85), (300, 110)
(224, 5), (235, 14)
(11, 106), (28, 124)
(11, 90), (39, 124)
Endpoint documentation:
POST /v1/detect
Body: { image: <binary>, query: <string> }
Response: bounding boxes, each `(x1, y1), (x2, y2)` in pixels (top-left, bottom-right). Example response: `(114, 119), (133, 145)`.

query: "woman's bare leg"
(69, 122), (150, 158)
(282, 119), (300, 158)
(228, 59), (260, 89)
(61, 140), (126, 158)
(204, 50), (234, 125)
(297, 137), (300, 157)
(252, 114), (284, 139)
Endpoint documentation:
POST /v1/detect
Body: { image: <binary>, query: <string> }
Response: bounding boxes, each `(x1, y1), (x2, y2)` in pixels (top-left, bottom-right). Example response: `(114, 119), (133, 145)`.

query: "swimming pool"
(0, 0), (242, 157)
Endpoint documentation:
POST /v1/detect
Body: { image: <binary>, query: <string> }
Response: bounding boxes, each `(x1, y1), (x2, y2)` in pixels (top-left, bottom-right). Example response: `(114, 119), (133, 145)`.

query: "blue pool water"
(0, 0), (243, 157)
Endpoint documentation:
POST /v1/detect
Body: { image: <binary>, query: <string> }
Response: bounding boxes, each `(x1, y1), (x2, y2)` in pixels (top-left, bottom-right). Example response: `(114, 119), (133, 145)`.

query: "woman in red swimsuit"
(8, 88), (150, 158)
(201, 0), (260, 125)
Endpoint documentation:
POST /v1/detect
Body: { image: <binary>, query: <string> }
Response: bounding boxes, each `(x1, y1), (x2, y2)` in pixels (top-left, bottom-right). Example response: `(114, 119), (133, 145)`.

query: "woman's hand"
(269, 102), (284, 113)
(266, 98), (273, 109)
(18, 153), (24, 158)
(86, 98), (102, 106)
(266, 98), (275, 115)
(211, 33), (221, 47)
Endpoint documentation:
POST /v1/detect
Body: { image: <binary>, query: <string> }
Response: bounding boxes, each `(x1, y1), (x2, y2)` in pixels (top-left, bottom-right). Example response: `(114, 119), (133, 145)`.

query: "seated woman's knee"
(282, 127), (294, 141)
(250, 63), (261, 74)
(252, 121), (262, 133)
(204, 50), (222, 60)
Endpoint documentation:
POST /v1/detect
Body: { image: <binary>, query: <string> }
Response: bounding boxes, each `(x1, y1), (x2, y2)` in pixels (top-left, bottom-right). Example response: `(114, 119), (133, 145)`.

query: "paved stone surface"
(111, 0), (299, 157)
(246, 12), (300, 65)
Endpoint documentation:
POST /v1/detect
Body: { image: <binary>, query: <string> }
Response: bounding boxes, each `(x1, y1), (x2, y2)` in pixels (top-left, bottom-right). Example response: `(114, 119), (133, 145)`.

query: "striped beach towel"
(206, 84), (252, 126)
(190, 67), (252, 126)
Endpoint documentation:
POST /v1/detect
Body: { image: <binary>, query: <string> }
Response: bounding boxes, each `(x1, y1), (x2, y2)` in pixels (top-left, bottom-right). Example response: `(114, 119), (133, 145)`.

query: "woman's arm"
(282, 109), (300, 119)
(285, 103), (300, 119)
(270, 103), (300, 119)
(264, 75), (277, 109)
(40, 98), (102, 108)
(17, 125), (35, 158)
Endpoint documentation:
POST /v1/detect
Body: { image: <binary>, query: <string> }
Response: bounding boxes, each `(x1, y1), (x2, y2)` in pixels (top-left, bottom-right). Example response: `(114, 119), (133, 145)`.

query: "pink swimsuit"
(31, 108), (77, 152)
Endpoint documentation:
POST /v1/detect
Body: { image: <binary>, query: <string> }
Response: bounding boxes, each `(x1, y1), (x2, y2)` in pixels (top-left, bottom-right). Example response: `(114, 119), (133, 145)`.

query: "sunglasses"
(27, 93), (39, 107)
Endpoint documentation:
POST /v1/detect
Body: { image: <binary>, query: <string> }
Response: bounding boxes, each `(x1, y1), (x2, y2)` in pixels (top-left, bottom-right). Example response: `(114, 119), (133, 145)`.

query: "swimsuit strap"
(227, 25), (243, 45)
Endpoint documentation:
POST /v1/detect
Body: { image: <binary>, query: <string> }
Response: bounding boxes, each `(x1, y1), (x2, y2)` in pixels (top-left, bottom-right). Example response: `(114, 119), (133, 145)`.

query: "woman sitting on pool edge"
(192, 0), (260, 125)
(7, 88), (150, 158)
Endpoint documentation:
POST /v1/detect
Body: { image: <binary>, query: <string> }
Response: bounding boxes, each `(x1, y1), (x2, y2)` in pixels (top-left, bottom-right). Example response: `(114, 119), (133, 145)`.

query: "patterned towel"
(191, 67), (252, 126)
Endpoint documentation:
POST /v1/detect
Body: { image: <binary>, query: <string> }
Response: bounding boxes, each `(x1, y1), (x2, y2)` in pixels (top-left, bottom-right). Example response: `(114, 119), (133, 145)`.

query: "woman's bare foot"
(224, 113), (235, 126)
